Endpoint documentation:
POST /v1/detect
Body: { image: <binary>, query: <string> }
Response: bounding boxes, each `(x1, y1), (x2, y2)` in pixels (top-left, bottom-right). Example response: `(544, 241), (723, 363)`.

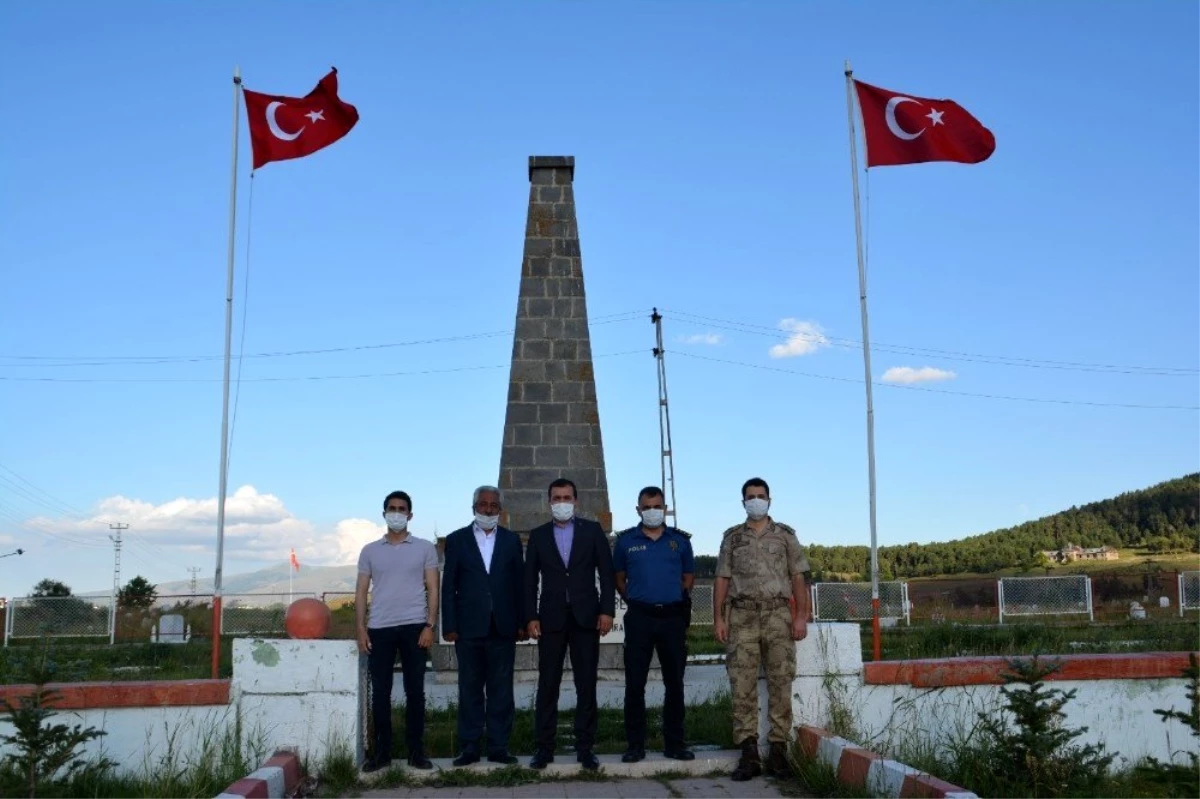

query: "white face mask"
(384, 512), (409, 531)
(640, 508), (666, 528)
(743, 498), (770, 520)
(550, 502), (575, 522)
(474, 513), (499, 531)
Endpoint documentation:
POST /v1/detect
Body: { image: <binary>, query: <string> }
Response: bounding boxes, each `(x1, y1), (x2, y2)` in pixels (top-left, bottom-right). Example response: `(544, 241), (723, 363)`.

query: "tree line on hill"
(690, 474), (1198, 581)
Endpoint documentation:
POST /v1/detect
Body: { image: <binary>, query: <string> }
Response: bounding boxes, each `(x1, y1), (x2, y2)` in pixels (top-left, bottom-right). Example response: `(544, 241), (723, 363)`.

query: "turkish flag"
(242, 68), (359, 170)
(854, 80), (994, 168)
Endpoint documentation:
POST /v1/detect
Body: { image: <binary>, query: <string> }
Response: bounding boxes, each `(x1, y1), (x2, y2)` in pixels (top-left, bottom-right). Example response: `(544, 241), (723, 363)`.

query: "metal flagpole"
(213, 65), (242, 679)
(844, 60), (882, 661)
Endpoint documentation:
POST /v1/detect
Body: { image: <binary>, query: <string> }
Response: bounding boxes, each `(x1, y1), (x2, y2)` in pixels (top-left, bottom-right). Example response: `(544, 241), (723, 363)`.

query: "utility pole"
(188, 567), (201, 594)
(108, 522), (128, 645)
(651, 308), (679, 528)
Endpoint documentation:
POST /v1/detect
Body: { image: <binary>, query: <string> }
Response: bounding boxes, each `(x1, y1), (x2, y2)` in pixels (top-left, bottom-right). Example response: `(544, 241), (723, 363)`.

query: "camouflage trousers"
(725, 602), (795, 744)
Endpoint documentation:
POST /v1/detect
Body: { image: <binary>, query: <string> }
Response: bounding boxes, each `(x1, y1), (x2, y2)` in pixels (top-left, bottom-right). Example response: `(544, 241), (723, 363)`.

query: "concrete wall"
(792, 623), (1198, 768)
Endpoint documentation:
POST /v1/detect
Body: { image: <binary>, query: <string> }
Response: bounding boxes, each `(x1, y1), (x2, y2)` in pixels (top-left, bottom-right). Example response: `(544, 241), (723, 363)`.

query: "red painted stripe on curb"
(263, 752), (301, 794)
(901, 772), (969, 797)
(837, 747), (881, 789)
(222, 777), (269, 798)
(798, 725), (833, 759)
(0, 679), (231, 709)
(864, 652), (1198, 687)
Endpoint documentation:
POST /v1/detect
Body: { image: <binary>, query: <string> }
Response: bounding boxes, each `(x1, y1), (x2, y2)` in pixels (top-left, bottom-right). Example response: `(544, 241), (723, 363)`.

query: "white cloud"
(881, 366), (957, 385)
(24, 485), (377, 568)
(678, 333), (723, 346)
(768, 319), (829, 358)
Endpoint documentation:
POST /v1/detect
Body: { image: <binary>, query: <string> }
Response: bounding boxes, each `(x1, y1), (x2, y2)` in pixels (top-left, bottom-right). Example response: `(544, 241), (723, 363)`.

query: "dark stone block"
(569, 405), (601, 425)
(524, 258), (551, 278)
(505, 403), (538, 424)
(559, 277), (584, 298)
(513, 425), (541, 446)
(553, 239), (581, 257)
(519, 279), (545, 299)
(522, 382), (552, 402)
(543, 319), (564, 338)
(529, 168), (556, 185)
(507, 382), (521, 402)
(535, 446), (571, 467)
(515, 317), (546, 339)
(522, 339), (551, 361)
(524, 238), (552, 257)
(553, 299), (578, 319)
(555, 425), (592, 445)
(560, 318), (588, 339)
(553, 382), (584, 402)
(548, 257), (575, 278)
(525, 298), (554, 318)
(567, 362), (595, 382)
(537, 186), (564, 203)
(501, 446), (534, 467)
(553, 340), (577, 360)
(544, 361), (567, 382)
(511, 361), (544, 382)
(571, 448), (604, 468)
(538, 403), (568, 424)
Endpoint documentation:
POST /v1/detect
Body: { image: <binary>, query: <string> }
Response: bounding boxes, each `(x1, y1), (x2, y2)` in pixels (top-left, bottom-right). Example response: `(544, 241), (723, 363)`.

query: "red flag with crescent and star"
(854, 80), (995, 168)
(242, 68), (359, 170)
(290, 548), (300, 572)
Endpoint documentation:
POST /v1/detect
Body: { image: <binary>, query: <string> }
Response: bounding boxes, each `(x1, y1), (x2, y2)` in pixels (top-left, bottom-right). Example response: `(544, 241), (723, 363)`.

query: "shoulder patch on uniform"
(673, 528), (693, 539)
(775, 522), (798, 536)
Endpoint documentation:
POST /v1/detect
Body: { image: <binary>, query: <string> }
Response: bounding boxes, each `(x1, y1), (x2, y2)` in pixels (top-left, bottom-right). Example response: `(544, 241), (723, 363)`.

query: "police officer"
(613, 485), (696, 764)
(714, 477), (811, 781)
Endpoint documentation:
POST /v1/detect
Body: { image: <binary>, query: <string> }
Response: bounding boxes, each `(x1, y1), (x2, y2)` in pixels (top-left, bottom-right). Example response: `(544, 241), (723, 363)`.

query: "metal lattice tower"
(651, 308), (679, 527)
(188, 567), (201, 594)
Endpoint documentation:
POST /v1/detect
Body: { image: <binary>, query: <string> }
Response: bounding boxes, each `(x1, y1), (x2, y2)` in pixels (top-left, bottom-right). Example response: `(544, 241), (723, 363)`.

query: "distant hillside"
(806, 474), (1199, 580)
(153, 563), (359, 599)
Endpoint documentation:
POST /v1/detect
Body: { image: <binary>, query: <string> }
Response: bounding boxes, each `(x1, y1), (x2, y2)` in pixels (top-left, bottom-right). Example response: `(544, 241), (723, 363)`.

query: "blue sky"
(1, 2), (1196, 598)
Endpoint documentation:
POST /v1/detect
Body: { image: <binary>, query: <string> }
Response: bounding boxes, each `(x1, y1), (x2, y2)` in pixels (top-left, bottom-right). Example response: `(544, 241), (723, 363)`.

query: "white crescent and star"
(264, 102), (327, 141)
(884, 96), (946, 140)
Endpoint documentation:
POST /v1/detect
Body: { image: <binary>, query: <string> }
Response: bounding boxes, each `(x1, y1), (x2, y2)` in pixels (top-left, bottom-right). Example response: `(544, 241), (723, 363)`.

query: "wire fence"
(998, 575), (1093, 623)
(811, 581), (910, 625)
(1180, 571), (1200, 616)
(689, 584), (713, 626)
(4, 595), (114, 645)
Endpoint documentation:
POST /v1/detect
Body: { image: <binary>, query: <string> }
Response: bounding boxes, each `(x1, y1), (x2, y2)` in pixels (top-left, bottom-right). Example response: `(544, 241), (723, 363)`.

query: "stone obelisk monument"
(498, 156), (612, 538)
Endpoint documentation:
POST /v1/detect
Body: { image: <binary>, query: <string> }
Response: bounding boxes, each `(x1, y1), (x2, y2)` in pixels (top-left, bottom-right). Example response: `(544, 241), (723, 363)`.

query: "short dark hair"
(741, 478), (769, 499)
(547, 478), (577, 499)
(637, 486), (665, 504)
(382, 490), (412, 512)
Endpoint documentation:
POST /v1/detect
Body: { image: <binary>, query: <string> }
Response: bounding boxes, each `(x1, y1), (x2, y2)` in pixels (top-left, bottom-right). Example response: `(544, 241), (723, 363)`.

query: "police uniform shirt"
(613, 525), (695, 605)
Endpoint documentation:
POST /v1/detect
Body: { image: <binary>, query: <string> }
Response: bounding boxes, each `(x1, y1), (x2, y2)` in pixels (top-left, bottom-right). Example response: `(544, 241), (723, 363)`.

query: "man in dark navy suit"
(524, 477), (616, 771)
(441, 485), (526, 766)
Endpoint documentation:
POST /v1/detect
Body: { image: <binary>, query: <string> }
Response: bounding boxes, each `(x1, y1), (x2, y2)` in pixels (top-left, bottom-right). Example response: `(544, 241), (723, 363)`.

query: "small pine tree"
(0, 652), (114, 798)
(1135, 652), (1200, 797)
(977, 657), (1114, 797)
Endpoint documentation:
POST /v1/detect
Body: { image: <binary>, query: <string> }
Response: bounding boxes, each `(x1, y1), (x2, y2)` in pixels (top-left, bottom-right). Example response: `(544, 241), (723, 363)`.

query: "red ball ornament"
(285, 597), (331, 639)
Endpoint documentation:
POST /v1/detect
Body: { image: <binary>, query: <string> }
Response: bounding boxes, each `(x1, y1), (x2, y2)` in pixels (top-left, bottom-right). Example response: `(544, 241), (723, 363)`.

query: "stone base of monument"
(432, 643), (651, 684)
(361, 748), (740, 782)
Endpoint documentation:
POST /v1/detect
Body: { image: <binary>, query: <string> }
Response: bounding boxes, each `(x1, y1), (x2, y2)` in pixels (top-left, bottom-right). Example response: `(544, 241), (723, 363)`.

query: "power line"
(0, 310), (649, 367)
(672, 350), (1200, 411)
(0, 348), (648, 384)
(663, 308), (1199, 376)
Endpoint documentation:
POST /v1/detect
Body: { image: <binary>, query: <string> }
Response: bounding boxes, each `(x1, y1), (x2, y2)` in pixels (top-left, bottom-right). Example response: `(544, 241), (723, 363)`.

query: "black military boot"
(765, 741), (789, 776)
(730, 736), (762, 781)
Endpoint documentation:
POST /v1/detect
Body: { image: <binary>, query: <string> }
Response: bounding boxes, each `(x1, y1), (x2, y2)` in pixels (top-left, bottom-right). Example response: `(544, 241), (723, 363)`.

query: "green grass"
(868, 618), (1200, 661)
(383, 693), (735, 761)
(0, 638), (236, 683)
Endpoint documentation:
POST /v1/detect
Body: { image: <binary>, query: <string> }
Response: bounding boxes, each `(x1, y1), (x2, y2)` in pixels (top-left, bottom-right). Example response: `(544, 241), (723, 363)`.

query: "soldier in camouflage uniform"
(714, 477), (811, 781)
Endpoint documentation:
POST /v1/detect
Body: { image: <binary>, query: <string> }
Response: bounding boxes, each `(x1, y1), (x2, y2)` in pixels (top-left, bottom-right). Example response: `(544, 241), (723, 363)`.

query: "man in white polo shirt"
(356, 490), (439, 773)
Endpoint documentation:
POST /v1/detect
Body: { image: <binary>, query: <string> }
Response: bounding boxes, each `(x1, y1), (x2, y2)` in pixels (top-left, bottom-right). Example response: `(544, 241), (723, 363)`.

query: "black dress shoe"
(577, 750), (600, 770)
(664, 746), (695, 761)
(452, 750), (480, 767)
(361, 756), (391, 773)
(487, 750), (518, 765)
(407, 752), (433, 770)
(529, 750), (554, 769)
(621, 747), (645, 763)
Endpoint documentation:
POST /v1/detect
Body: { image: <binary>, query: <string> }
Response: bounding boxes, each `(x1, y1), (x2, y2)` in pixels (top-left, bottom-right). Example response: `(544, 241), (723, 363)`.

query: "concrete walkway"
(358, 776), (784, 797)
(422, 665), (728, 711)
(355, 751), (788, 797)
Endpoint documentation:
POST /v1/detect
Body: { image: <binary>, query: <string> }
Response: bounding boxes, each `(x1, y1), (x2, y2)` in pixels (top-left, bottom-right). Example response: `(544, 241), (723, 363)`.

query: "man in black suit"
(441, 485), (526, 766)
(524, 477), (616, 771)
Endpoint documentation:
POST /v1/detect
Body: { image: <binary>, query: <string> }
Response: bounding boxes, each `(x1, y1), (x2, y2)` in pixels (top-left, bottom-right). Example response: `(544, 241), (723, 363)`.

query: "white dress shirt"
(473, 522), (497, 573)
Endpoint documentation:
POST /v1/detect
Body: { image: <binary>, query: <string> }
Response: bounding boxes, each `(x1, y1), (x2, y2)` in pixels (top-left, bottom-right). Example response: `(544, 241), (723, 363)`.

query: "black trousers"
(534, 609), (600, 752)
(454, 617), (517, 753)
(368, 623), (426, 759)
(624, 602), (688, 750)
